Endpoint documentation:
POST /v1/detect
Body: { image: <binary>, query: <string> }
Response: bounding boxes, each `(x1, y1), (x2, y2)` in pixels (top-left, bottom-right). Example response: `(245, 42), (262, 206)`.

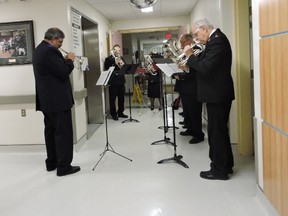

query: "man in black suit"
(176, 33), (205, 144)
(184, 19), (235, 180)
(33, 27), (80, 177)
(104, 44), (128, 121)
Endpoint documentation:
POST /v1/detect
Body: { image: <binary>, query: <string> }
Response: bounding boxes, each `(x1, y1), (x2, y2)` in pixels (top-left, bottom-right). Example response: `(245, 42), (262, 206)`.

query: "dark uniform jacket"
(187, 28), (235, 103)
(33, 40), (74, 113)
(104, 55), (126, 85)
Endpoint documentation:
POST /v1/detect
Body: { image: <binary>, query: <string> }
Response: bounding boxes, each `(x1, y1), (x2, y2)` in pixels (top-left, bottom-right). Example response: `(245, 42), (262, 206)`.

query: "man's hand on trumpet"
(183, 44), (194, 58)
(65, 52), (76, 61)
(178, 62), (190, 72)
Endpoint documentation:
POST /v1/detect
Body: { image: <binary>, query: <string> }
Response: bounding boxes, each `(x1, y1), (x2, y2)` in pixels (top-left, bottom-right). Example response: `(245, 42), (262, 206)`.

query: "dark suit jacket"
(187, 28), (235, 103)
(104, 55), (126, 85)
(33, 40), (74, 113)
(174, 70), (198, 97)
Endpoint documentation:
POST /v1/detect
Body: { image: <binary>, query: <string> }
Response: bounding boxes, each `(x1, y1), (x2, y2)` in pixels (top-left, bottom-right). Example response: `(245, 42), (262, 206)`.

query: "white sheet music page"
(156, 63), (182, 77)
(95, 66), (115, 86)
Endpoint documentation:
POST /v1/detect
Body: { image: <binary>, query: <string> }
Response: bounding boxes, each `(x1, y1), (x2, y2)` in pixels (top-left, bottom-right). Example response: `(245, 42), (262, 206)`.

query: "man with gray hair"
(33, 27), (80, 177)
(184, 18), (235, 180)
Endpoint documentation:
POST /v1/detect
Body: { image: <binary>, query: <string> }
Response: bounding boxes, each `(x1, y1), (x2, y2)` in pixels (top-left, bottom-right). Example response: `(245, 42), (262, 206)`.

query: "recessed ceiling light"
(129, 0), (158, 9)
(141, 6), (153, 13)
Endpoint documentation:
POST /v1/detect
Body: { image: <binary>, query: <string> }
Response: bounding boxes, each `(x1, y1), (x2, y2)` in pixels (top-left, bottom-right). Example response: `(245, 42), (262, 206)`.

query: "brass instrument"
(59, 48), (83, 69)
(110, 48), (125, 68)
(162, 38), (204, 73)
(144, 55), (157, 76)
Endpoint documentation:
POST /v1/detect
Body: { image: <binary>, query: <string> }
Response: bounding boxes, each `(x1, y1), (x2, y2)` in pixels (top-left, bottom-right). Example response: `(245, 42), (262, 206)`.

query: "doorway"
(82, 17), (103, 138)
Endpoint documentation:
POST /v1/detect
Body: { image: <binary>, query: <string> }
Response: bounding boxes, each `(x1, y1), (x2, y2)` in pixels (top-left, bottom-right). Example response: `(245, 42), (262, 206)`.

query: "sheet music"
(95, 66), (115, 86)
(156, 63), (183, 77)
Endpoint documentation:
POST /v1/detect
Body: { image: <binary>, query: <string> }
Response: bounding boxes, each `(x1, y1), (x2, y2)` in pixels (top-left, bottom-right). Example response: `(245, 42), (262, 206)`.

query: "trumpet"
(144, 55), (157, 76)
(110, 48), (125, 68)
(162, 39), (204, 73)
(59, 48), (83, 68)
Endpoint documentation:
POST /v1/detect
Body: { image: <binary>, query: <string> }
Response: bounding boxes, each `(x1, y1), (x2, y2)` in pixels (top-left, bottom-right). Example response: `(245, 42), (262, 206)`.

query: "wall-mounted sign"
(70, 7), (83, 56)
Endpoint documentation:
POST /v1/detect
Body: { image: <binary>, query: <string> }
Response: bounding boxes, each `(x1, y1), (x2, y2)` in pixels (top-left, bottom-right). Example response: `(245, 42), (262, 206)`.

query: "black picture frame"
(0, 20), (35, 66)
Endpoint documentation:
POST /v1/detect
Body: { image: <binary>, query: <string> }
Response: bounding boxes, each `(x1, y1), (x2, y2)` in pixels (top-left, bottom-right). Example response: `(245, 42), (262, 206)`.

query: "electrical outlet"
(21, 109), (26, 117)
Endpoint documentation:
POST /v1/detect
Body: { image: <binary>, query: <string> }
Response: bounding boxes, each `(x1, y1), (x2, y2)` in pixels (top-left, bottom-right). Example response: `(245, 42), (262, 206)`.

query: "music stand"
(150, 61), (180, 146)
(93, 66), (132, 170)
(122, 63), (140, 123)
(150, 71), (174, 146)
(157, 101), (189, 168)
(155, 61), (180, 131)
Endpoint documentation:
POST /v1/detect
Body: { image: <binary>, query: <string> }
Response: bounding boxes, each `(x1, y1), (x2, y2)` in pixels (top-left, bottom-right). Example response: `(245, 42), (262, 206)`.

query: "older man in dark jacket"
(33, 27), (80, 177)
(185, 19), (235, 180)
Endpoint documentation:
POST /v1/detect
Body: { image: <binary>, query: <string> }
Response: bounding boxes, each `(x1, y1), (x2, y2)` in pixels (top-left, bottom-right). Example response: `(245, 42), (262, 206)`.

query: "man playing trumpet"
(104, 44), (128, 120)
(183, 19), (235, 180)
(176, 33), (205, 144)
(32, 27), (80, 177)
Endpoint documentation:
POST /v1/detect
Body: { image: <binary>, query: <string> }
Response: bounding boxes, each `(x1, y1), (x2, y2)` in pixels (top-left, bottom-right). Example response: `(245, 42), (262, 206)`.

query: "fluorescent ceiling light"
(129, 0), (158, 9)
(141, 6), (153, 12)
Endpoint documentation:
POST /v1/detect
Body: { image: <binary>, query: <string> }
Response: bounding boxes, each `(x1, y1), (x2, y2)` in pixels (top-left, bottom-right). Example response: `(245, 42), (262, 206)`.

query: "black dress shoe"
(182, 125), (188, 129)
(189, 137), (204, 144)
(179, 121), (185, 125)
(112, 115), (118, 120)
(57, 166), (81, 177)
(200, 170), (228, 180)
(118, 113), (128, 118)
(180, 130), (193, 136)
(46, 166), (57, 172)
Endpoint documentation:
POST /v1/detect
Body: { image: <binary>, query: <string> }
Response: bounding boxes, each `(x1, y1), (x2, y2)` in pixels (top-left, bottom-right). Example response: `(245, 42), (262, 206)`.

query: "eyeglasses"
(54, 38), (63, 44)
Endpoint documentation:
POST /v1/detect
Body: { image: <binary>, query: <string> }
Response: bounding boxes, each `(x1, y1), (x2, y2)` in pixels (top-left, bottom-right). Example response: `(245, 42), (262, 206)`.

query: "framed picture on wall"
(0, 20), (35, 66)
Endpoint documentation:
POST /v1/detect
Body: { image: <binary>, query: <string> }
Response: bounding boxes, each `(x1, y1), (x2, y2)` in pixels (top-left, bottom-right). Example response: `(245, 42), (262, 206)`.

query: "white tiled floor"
(0, 100), (273, 216)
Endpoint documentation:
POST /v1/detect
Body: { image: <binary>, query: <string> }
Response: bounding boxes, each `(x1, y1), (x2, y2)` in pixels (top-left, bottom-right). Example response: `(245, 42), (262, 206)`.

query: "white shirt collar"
(209, 29), (216, 38)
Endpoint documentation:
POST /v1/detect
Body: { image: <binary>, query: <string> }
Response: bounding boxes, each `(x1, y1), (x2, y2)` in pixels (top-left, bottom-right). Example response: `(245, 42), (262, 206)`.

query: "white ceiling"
(84, 0), (198, 21)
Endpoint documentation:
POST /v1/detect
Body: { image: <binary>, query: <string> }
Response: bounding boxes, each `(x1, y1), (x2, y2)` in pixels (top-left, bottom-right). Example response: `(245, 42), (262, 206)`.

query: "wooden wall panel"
(259, 0), (288, 36)
(260, 34), (288, 133)
(263, 124), (288, 216)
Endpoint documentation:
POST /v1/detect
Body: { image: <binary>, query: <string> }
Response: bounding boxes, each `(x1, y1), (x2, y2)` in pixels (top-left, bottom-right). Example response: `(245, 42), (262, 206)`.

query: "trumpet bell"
(144, 55), (157, 76)
(162, 38), (204, 73)
(162, 38), (187, 68)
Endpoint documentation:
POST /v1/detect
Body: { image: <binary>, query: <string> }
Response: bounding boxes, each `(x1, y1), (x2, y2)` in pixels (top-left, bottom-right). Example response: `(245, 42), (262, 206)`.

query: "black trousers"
(206, 101), (234, 174)
(109, 84), (125, 117)
(43, 110), (73, 170)
(181, 94), (204, 139)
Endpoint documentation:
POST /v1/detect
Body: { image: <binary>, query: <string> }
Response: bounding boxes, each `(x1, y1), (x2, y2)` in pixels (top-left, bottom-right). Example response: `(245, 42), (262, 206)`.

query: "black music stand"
(151, 71), (174, 146)
(157, 102), (189, 168)
(150, 60), (180, 146)
(93, 66), (132, 170)
(154, 60), (179, 131)
(122, 63), (140, 123)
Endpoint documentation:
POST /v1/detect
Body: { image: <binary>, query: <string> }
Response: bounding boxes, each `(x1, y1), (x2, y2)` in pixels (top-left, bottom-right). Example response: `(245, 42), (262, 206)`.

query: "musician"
(145, 54), (162, 110)
(184, 18), (235, 180)
(176, 33), (205, 144)
(104, 44), (128, 120)
(32, 27), (80, 176)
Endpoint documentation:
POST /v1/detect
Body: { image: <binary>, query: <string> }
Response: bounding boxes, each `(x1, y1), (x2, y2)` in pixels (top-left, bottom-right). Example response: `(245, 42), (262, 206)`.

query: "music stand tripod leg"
(93, 85), (132, 171)
(122, 88), (139, 123)
(157, 103), (189, 168)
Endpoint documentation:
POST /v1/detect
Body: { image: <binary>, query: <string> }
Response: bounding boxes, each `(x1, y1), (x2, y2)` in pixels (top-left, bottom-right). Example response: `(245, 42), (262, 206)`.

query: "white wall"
(251, 0), (263, 189)
(190, 0), (238, 144)
(0, 0), (110, 145)
(111, 16), (190, 31)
